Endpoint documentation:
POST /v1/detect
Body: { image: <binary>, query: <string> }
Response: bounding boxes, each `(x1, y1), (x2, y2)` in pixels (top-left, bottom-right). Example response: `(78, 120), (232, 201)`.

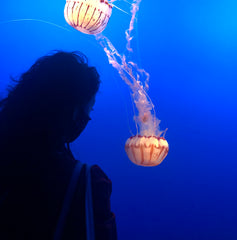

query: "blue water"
(1, 0), (237, 239)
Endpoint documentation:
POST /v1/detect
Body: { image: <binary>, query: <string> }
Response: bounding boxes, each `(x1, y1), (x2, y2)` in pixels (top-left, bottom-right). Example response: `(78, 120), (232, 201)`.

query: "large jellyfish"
(64, 0), (169, 167)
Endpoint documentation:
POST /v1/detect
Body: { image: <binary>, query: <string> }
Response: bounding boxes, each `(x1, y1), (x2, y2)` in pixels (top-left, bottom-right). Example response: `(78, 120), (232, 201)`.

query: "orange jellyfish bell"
(64, 0), (113, 35)
(125, 135), (169, 167)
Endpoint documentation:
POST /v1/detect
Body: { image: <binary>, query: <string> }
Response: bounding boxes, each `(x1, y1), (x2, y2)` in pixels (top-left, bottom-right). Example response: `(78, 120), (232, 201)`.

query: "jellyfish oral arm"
(96, 33), (163, 137)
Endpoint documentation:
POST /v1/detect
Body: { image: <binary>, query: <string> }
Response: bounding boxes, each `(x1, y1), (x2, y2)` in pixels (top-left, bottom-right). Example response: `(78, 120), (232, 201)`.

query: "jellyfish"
(95, 33), (169, 167)
(64, 0), (169, 167)
(125, 136), (169, 167)
(64, 0), (113, 35)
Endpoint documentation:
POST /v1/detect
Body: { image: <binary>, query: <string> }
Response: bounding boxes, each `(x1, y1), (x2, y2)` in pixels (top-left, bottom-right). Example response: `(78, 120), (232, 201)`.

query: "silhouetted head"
(0, 51), (100, 152)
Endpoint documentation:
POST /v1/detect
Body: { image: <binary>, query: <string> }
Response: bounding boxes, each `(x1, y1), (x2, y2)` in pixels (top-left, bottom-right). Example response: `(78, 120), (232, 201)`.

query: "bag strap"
(54, 161), (83, 240)
(53, 162), (95, 240)
(85, 164), (95, 240)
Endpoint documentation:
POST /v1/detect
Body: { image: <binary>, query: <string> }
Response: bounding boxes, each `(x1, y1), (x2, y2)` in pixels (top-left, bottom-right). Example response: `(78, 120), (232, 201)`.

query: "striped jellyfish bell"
(64, 0), (113, 35)
(125, 136), (169, 167)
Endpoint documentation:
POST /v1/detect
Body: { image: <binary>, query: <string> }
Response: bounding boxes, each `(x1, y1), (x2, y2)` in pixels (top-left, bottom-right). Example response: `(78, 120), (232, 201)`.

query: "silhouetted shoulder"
(91, 164), (113, 208)
(91, 165), (112, 186)
(90, 165), (117, 240)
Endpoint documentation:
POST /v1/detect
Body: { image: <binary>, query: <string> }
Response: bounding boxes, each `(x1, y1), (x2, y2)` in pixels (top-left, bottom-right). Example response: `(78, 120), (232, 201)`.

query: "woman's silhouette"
(0, 51), (117, 239)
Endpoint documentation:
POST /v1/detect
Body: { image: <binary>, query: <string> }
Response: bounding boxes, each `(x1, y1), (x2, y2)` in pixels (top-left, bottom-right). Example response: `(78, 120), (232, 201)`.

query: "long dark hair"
(0, 51), (100, 155)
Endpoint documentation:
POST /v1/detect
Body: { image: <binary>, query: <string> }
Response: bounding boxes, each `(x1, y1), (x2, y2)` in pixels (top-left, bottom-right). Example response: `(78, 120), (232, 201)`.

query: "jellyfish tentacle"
(111, 4), (131, 16)
(96, 32), (161, 137)
(0, 19), (72, 32)
(125, 0), (141, 52)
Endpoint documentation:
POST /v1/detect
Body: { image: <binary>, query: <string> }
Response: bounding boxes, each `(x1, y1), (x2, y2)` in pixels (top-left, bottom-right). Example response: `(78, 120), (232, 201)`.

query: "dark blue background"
(1, 0), (237, 239)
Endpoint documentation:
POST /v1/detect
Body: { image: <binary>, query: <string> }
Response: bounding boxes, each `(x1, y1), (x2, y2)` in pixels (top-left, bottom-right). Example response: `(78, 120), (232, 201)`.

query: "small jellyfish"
(64, 0), (113, 35)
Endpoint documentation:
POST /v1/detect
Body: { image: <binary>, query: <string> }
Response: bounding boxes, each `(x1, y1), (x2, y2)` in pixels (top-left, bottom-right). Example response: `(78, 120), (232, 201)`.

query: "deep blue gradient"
(1, 0), (237, 239)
